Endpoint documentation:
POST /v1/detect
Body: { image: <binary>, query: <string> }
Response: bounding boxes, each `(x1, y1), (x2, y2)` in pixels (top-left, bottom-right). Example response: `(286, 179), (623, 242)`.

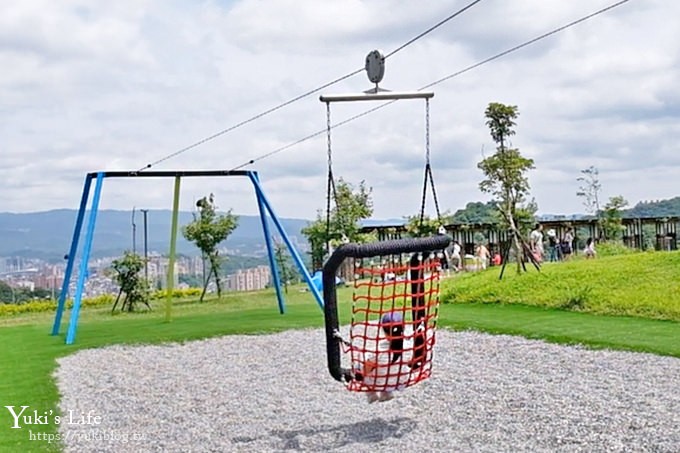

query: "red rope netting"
(344, 253), (442, 392)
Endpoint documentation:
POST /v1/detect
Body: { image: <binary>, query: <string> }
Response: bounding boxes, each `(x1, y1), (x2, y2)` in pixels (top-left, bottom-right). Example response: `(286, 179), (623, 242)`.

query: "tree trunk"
(210, 257), (222, 298)
(112, 288), (124, 312)
(507, 213), (523, 274)
(199, 269), (210, 302)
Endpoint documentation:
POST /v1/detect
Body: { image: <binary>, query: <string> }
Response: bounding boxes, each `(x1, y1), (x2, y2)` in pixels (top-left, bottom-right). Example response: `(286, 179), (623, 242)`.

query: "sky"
(1, 0), (679, 221)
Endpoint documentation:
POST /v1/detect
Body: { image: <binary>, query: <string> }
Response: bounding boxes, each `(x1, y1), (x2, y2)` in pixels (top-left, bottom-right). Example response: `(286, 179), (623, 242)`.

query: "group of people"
(529, 224), (596, 262)
(440, 224), (598, 272)
(443, 240), (499, 272)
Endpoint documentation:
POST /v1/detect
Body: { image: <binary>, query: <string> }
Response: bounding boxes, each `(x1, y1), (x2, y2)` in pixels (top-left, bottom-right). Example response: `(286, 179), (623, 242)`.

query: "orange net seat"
(322, 235), (450, 392)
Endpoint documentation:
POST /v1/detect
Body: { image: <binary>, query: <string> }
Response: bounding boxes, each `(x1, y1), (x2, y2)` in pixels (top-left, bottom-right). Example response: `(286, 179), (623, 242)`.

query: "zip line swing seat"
(320, 51), (449, 392)
(319, 50), (441, 265)
(322, 235), (451, 393)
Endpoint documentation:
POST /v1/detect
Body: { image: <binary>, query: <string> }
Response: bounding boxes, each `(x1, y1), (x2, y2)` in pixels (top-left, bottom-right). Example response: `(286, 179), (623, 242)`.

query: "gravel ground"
(54, 329), (680, 452)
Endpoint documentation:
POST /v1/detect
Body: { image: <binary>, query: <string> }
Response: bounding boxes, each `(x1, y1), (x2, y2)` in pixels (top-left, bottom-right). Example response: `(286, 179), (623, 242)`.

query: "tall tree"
(601, 195), (629, 241)
(274, 237), (301, 293)
(302, 178), (373, 269)
(477, 102), (535, 273)
(576, 166), (602, 216)
(182, 194), (239, 301)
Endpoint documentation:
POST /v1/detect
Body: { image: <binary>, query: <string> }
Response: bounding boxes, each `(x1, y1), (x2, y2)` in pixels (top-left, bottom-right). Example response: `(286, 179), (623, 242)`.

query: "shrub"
(0, 301), (57, 316)
(595, 241), (637, 257)
(150, 287), (201, 300)
(559, 285), (592, 311)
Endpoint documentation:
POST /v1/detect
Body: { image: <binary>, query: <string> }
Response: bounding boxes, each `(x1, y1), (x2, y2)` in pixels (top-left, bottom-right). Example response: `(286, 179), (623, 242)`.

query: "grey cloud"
(2, 0), (679, 220)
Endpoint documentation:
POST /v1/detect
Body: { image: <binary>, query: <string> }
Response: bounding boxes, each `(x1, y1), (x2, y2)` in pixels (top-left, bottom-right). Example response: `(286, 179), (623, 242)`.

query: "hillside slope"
(443, 251), (680, 321)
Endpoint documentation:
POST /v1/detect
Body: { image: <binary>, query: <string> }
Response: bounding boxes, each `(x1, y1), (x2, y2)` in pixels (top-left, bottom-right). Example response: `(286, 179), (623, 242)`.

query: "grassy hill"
(442, 250), (680, 321)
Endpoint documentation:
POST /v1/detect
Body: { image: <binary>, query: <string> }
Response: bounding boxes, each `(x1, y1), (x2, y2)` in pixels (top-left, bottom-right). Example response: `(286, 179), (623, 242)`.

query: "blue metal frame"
(248, 172), (324, 309)
(51, 174), (93, 336)
(50, 169), (323, 344)
(65, 172), (105, 344)
(252, 173), (286, 314)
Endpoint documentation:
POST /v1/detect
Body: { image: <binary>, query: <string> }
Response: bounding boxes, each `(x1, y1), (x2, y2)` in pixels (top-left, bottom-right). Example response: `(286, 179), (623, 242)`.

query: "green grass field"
(443, 250), (680, 321)
(1, 250), (679, 452)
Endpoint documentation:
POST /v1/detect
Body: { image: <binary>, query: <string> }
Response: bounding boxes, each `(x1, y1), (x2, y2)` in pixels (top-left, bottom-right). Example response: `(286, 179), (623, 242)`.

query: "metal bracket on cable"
(320, 49), (434, 103)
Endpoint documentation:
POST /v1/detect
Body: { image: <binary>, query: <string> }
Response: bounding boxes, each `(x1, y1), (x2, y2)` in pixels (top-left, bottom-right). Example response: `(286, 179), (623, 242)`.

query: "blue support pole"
(65, 172), (105, 345)
(247, 172), (324, 309)
(252, 172), (285, 314)
(51, 174), (93, 335)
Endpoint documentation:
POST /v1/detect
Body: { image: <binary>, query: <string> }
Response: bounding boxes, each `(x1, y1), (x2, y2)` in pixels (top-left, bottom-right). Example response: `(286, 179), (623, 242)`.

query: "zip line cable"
(136, 0), (486, 172)
(420, 0), (631, 91)
(229, 0), (632, 171)
(136, 69), (363, 172)
(384, 0), (484, 59)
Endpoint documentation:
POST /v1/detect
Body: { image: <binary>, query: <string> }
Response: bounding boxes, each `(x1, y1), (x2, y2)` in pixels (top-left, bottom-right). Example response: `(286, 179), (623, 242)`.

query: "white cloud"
(1, 0), (679, 220)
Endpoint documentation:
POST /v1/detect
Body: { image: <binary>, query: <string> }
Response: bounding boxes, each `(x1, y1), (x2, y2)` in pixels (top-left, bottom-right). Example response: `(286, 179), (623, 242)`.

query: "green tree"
(182, 194), (239, 301)
(404, 214), (453, 238)
(302, 178), (373, 269)
(178, 274), (203, 288)
(302, 211), (332, 271)
(111, 251), (150, 312)
(576, 166), (602, 216)
(601, 195), (629, 241)
(477, 102), (535, 273)
(451, 201), (500, 225)
(0, 281), (55, 304)
(0, 281), (15, 303)
(274, 238), (299, 294)
(516, 197), (539, 237)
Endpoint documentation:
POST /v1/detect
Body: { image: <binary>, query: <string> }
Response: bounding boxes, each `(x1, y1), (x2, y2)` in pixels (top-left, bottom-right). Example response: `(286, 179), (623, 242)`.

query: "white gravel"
(54, 329), (680, 452)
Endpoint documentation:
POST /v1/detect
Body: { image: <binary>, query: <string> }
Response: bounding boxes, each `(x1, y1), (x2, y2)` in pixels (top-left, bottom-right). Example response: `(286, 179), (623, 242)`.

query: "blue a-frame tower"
(51, 169), (323, 344)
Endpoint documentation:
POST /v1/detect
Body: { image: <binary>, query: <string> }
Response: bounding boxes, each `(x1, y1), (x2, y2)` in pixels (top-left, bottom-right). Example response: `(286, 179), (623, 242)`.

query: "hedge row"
(0, 288), (202, 317)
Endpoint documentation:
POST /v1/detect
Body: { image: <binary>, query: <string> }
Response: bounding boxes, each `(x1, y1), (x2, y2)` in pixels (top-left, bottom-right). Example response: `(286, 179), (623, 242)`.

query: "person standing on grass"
(547, 229), (559, 262)
(475, 243), (490, 270)
(584, 237), (596, 259)
(529, 224), (544, 262)
(562, 228), (574, 260)
(450, 240), (462, 272)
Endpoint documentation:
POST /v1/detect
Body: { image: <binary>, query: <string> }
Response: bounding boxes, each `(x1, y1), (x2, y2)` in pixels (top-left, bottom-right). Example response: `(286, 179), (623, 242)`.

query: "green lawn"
(441, 303), (680, 356)
(1, 252), (680, 452)
(443, 250), (680, 321)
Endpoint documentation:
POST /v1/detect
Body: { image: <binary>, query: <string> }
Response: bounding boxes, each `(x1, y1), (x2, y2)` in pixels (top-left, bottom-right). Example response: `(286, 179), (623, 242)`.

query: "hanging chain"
(427, 98), (442, 221)
(419, 98), (441, 225)
(326, 103), (338, 202)
(326, 102), (332, 183)
(425, 97), (431, 165)
(325, 102), (334, 253)
(419, 99), (431, 224)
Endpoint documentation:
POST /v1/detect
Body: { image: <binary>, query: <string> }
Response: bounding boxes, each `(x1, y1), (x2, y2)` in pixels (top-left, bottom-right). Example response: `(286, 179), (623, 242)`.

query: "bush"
(595, 241), (637, 257)
(0, 301), (57, 316)
(81, 294), (115, 308)
(559, 285), (592, 311)
(0, 287), (203, 318)
(150, 288), (201, 300)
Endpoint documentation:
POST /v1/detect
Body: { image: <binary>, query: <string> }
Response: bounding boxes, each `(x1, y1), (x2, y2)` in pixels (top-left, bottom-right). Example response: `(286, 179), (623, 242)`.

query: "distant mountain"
(0, 209), (311, 260)
(626, 197), (680, 218)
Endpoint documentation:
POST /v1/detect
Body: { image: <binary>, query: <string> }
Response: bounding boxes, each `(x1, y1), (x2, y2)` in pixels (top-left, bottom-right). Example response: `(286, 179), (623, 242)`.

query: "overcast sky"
(1, 0), (678, 221)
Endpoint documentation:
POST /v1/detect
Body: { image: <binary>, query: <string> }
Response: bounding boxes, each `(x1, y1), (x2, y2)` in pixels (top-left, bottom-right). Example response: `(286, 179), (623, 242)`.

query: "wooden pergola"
(360, 216), (679, 255)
